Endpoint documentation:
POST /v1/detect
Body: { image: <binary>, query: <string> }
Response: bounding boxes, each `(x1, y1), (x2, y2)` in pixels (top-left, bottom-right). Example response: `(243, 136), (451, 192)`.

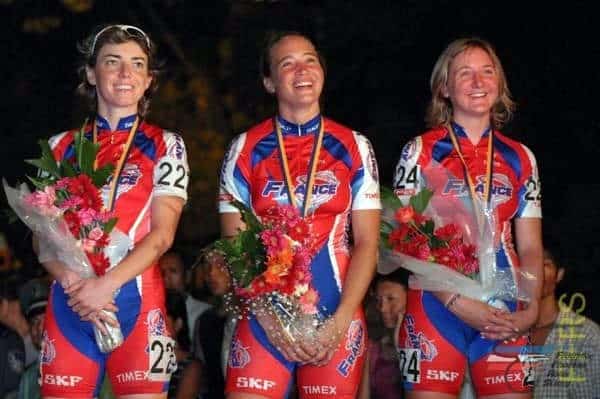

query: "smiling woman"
(393, 37), (543, 399)
(219, 31), (381, 399)
(36, 24), (189, 399)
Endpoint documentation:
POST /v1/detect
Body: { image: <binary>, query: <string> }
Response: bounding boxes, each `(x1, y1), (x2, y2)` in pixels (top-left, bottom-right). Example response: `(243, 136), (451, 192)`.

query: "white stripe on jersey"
(351, 131), (381, 211)
(219, 133), (248, 213)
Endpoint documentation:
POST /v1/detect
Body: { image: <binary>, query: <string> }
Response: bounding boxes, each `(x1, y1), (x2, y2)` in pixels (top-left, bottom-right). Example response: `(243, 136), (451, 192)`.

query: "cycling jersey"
(41, 114), (189, 398)
(219, 114), (380, 398)
(393, 122), (541, 396)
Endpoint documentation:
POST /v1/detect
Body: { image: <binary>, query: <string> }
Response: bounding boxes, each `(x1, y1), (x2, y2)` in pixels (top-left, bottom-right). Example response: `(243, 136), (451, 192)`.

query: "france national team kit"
(393, 123), (542, 396)
(219, 115), (380, 398)
(41, 115), (189, 397)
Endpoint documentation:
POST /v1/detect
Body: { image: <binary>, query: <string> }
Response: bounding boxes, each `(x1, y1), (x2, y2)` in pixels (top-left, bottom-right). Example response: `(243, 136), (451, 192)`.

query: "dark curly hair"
(76, 24), (162, 117)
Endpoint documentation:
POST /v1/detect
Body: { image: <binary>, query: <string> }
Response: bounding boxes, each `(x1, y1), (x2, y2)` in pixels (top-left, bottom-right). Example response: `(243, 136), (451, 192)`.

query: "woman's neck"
(452, 117), (491, 144)
(278, 104), (320, 125)
(97, 105), (138, 131)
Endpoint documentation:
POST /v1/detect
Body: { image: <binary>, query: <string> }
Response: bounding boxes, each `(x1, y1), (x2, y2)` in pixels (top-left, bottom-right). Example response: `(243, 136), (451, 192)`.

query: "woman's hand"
(255, 310), (317, 363)
(482, 300), (539, 341)
(449, 295), (517, 336)
(65, 275), (119, 319)
(82, 309), (120, 334)
(57, 268), (83, 290)
(306, 315), (346, 367)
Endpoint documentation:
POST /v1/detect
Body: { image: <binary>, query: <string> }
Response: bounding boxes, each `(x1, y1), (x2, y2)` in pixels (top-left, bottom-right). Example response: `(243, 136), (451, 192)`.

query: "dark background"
(1, 1), (598, 320)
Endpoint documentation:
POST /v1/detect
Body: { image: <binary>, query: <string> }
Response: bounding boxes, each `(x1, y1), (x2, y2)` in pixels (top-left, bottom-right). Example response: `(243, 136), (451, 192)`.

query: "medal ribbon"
(92, 116), (139, 211)
(447, 125), (494, 222)
(275, 117), (324, 217)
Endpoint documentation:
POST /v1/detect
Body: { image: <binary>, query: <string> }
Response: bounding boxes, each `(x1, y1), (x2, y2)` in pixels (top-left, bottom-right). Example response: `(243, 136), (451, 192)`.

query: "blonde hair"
(426, 37), (515, 129)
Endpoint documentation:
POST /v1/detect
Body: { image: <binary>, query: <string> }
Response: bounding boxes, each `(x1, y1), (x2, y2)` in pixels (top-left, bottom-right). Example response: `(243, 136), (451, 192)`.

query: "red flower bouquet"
(3, 127), (131, 352)
(385, 188), (479, 279)
(379, 186), (525, 309)
(215, 201), (320, 340)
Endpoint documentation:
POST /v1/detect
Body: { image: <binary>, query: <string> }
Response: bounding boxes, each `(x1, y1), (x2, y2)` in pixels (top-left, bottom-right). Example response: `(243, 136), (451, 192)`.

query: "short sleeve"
(153, 131), (189, 202)
(351, 132), (381, 210)
(218, 133), (250, 213)
(516, 145), (542, 218)
(393, 136), (425, 204)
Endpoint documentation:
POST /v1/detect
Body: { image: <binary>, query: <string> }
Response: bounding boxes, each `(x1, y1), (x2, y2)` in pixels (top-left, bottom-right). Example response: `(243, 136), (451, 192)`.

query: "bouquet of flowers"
(379, 182), (533, 309)
(214, 201), (320, 342)
(3, 127), (131, 352)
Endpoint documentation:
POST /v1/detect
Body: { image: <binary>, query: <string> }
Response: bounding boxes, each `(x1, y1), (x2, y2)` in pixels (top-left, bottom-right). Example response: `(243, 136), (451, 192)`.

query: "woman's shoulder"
(493, 130), (538, 160)
(245, 117), (274, 138)
(322, 116), (354, 134)
(419, 126), (448, 142)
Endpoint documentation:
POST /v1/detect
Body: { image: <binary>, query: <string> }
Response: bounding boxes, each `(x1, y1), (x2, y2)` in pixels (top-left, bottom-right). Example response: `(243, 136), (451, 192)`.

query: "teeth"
(294, 82), (311, 88)
(115, 85), (133, 90)
(471, 93), (486, 98)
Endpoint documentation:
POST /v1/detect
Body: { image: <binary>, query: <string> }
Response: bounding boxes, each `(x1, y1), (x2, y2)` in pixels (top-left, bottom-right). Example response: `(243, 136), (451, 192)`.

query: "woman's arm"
(311, 209), (380, 366)
(66, 195), (185, 317)
(489, 217), (542, 339)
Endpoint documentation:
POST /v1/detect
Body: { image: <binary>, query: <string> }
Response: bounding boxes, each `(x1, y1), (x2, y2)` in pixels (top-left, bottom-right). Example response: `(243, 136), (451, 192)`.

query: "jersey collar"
(276, 114), (321, 136)
(450, 121), (491, 139)
(95, 114), (138, 132)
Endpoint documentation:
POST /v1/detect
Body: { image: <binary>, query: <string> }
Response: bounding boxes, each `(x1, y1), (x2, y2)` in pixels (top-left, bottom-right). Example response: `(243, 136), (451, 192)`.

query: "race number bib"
(148, 335), (177, 381)
(398, 348), (421, 383)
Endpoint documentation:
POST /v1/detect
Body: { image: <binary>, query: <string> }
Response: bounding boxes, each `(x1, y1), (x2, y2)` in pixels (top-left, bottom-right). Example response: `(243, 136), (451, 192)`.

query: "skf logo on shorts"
(336, 320), (364, 377)
(426, 369), (459, 382)
(43, 374), (83, 387)
(229, 338), (250, 369)
(404, 315), (438, 361)
(146, 308), (167, 336)
(40, 331), (56, 365)
(235, 377), (275, 390)
(262, 171), (339, 212)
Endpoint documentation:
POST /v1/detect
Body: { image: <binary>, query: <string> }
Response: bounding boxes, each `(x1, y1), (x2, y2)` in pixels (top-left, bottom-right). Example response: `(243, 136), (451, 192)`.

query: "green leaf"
(26, 176), (52, 190)
(60, 160), (77, 177)
(25, 139), (61, 178)
(104, 218), (118, 234)
(230, 200), (263, 232)
(73, 131), (97, 176)
(380, 186), (404, 209)
(91, 164), (114, 188)
(430, 236), (445, 249)
(422, 219), (435, 235)
(409, 188), (433, 214)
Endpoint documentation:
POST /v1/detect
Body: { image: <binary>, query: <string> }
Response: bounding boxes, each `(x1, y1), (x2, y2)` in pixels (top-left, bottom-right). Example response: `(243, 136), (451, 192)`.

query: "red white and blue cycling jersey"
(219, 114), (380, 398)
(41, 114), (189, 398)
(393, 122), (541, 396)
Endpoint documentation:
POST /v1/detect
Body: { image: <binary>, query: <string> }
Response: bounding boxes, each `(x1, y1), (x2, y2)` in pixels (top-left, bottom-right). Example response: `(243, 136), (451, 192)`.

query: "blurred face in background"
(375, 281), (407, 329)
(29, 313), (45, 350)
(542, 249), (564, 299)
(159, 253), (186, 292)
(206, 253), (231, 297)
